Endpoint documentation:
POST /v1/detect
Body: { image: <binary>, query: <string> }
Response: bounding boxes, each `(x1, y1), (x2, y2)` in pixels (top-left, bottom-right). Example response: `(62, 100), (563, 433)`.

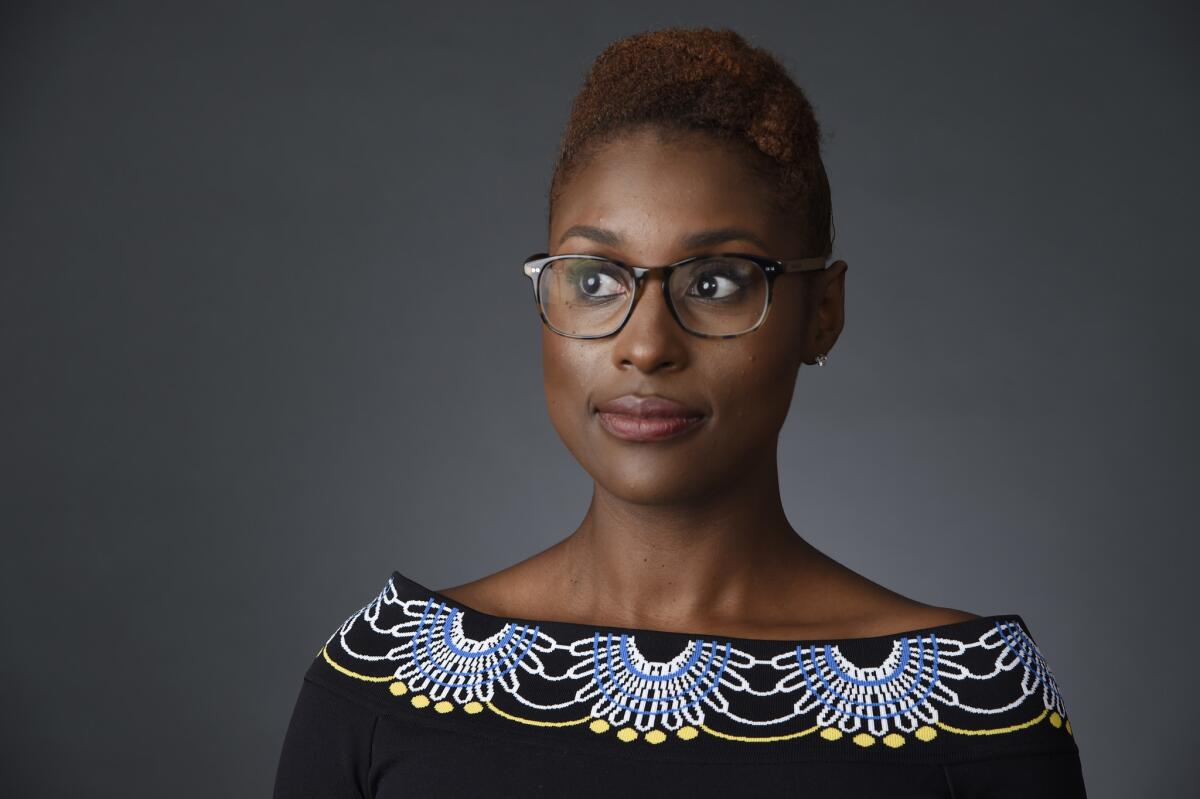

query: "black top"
(274, 571), (1087, 797)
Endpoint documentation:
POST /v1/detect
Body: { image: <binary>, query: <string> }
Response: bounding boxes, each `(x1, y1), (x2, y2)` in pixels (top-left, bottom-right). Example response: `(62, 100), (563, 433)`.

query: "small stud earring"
(815, 353), (827, 366)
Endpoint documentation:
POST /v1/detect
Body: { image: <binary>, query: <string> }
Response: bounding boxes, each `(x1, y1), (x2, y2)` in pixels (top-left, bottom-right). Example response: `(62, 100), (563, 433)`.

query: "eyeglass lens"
(538, 256), (769, 337)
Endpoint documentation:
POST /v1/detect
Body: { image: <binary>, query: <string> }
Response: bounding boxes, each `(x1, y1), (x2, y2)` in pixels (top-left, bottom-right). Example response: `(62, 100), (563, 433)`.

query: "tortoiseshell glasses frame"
(521, 251), (829, 339)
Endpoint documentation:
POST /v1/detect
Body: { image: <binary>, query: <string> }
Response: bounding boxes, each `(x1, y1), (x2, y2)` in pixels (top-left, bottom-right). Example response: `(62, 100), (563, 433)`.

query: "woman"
(274, 27), (1086, 797)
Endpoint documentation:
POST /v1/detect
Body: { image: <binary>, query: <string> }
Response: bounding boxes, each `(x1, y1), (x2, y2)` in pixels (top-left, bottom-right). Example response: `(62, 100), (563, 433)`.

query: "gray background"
(2, 1), (1195, 796)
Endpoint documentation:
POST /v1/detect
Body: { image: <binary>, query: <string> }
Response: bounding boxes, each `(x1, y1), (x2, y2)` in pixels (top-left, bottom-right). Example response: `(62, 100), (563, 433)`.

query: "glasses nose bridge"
(623, 264), (679, 324)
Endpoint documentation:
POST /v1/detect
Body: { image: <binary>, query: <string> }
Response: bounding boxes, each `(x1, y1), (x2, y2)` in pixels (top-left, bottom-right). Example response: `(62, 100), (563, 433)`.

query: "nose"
(609, 271), (690, 373)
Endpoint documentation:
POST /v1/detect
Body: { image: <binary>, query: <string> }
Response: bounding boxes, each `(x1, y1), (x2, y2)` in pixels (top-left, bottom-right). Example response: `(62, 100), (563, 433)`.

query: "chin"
(591, 462), (718, 506)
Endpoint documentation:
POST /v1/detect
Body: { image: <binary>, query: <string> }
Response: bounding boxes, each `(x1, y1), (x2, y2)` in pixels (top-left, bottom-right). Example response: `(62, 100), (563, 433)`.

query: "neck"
(556, 451), (821, 632)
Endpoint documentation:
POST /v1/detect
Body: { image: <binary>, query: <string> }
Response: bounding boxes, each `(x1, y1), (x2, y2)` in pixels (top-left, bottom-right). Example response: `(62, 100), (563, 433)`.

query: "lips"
(593, 394), (707, 442)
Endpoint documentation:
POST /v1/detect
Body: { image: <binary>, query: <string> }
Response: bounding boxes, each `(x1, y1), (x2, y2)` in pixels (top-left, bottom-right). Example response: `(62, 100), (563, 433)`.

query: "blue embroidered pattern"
(316, 572), (1077, 749)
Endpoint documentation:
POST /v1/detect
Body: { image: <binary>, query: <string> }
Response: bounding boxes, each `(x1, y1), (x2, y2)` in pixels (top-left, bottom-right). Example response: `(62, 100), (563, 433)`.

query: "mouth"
(595, 411), (707, 442)
(591, 393), (708, 443)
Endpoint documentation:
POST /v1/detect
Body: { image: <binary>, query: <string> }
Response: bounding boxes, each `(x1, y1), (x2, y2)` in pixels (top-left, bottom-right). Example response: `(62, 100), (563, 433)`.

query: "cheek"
(714, 290), (808, 431)
(709, 345), (799, 443)
(541, 332), (593, 456)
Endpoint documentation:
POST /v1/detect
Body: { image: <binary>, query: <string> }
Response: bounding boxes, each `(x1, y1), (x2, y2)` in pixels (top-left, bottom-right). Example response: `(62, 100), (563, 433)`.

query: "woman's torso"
(273, 570), (1086, 798)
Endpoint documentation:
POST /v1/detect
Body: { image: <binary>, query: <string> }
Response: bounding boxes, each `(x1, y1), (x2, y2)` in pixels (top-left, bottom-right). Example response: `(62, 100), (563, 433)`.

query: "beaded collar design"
(306, 571), (1079, 763)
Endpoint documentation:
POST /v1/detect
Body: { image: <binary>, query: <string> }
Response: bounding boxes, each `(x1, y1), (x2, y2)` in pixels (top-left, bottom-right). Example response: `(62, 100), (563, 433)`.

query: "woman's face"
(544, 127), (846, 506)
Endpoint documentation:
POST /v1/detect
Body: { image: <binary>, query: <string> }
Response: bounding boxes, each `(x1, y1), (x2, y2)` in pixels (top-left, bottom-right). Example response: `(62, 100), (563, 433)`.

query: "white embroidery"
(325, 576), (1072, 741)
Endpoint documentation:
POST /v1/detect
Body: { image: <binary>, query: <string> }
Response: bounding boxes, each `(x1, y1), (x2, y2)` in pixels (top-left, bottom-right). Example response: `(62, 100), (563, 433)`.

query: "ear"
(803, 260), (847, 365)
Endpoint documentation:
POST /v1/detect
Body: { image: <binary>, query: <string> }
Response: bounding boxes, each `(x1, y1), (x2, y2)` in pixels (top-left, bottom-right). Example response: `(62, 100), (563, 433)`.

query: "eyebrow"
(556, 224), (770, 252)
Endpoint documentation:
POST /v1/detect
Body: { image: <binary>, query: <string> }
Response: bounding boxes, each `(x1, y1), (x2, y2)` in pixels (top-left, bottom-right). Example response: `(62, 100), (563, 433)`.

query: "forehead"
(550, 129), (794, 255)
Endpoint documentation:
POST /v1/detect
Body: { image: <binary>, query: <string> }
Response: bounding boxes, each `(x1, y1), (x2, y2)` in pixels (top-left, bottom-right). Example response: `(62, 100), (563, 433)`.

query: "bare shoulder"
(435, 539), (577, 618)
(434, 561), (543, 619)
(858, 603), (981, 638)
(809, 554), (980, 637)
(901, 604), (981, 628)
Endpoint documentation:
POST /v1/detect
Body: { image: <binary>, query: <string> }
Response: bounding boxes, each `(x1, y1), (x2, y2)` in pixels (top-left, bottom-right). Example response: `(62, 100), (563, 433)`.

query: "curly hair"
(547, 26), (833, 258)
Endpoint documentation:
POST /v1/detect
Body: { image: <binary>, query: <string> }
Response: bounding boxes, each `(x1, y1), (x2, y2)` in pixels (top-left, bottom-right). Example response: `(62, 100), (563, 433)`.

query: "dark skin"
(440, 126), (977, 640)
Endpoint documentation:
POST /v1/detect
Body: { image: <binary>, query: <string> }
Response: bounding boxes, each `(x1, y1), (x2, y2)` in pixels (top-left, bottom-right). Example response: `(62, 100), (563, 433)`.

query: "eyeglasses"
(521, 251), (829, 339)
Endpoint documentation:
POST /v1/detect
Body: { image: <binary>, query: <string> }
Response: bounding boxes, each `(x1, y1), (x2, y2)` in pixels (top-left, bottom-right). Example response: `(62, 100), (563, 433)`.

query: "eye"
(576, 267), (626, 299)
(684, 258), (756, 301)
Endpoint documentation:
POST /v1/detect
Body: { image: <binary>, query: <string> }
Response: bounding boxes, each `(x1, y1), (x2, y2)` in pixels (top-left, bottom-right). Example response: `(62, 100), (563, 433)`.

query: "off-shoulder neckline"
(390, 570), (1029, 649)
